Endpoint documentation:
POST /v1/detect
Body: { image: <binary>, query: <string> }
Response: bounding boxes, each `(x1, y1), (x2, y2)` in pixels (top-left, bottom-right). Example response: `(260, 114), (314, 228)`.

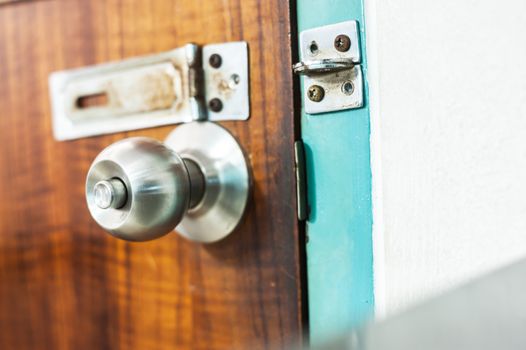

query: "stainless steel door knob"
(85, 122), (250, 243)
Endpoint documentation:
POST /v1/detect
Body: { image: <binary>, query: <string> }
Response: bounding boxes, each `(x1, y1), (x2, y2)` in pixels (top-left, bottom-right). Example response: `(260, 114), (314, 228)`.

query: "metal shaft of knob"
(93, 159), (204, 211)
(183, 159), (206, 209)
(93, 179), (127, 209)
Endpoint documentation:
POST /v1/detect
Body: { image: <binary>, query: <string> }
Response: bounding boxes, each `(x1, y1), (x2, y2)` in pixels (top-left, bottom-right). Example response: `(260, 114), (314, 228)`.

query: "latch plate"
(49, 42), (249, 141)
(294, 20), (363, 114)
(203, 42), (250, 122)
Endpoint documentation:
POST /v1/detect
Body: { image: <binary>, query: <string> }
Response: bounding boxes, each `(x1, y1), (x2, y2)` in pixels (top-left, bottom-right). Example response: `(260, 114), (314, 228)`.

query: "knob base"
(164, 122), (251, 243)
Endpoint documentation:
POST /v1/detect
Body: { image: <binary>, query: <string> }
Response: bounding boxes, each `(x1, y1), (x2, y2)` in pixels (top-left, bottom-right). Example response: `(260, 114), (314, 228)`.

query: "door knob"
(85, 122), (250, 243)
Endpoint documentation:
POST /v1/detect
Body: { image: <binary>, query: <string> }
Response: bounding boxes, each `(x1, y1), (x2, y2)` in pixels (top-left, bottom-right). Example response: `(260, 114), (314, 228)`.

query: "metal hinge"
(294, 140), (308, 221)
(293, 20), (363, 114)
(49, 42), (249, 140)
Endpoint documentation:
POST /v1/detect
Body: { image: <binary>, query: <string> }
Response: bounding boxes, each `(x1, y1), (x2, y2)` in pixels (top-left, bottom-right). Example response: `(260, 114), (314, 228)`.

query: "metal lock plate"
(203, 43), (250, 121)
(294, 20), (363, 114)
(49, 42), (249, 141)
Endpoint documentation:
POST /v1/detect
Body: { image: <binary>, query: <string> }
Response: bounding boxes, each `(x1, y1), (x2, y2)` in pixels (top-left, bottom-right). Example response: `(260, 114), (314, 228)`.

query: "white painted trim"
(364, 0), (386, 320)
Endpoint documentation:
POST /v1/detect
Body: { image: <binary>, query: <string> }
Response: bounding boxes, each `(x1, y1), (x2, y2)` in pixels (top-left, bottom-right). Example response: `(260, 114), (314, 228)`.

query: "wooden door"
(0, 1), (305, 349)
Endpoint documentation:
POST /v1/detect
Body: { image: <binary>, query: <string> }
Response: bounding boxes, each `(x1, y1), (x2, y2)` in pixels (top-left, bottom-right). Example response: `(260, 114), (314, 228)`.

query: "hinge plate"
(49, 42), (249, 141)
(294, 20), (364, 114)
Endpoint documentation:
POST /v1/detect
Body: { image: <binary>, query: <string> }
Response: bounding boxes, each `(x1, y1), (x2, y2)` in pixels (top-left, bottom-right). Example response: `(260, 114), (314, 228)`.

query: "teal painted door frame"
(296, 0), (374, 345)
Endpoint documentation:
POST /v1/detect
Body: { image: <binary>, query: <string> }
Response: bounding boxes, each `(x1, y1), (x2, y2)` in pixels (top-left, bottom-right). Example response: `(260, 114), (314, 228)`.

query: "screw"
(208, 98), (223, 112)
(209, 54), (222, 68)
(307, 85), (325, 102)
(334, 34), (351, 52)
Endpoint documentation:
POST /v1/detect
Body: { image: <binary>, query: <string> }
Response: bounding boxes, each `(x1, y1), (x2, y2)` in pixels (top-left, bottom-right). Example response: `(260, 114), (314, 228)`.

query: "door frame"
(295, 0), (375, 345)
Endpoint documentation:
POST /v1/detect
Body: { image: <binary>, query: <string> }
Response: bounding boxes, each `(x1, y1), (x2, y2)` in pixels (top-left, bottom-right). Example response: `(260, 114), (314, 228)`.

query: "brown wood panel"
(0, 1), (304, 349)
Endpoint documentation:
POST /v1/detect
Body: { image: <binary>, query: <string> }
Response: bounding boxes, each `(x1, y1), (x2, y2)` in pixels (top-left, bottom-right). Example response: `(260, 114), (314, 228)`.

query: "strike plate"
(49, 42), (249, 141)
(294, 20), (364, 114)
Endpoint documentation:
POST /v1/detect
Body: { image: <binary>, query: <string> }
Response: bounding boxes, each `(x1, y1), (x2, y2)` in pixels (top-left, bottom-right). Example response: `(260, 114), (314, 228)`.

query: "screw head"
(208, 98), (223, 112)
(334, 34), (351, 52)
(209, 54), (222, 68)
(307, 85), (325, 102)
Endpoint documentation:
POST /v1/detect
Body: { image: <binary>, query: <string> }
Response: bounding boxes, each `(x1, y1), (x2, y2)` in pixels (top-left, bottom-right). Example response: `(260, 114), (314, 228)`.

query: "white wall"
(366, 0), (526, 317)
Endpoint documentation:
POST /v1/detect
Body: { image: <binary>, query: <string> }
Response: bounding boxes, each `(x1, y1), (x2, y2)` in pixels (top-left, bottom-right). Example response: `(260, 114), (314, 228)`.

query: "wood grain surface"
(0, 1), (304, 349)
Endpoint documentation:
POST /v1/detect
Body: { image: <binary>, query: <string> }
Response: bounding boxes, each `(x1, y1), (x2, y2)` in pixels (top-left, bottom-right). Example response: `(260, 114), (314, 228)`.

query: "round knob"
(86, 122), (250, 243)
(86, 137), (193, 241)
